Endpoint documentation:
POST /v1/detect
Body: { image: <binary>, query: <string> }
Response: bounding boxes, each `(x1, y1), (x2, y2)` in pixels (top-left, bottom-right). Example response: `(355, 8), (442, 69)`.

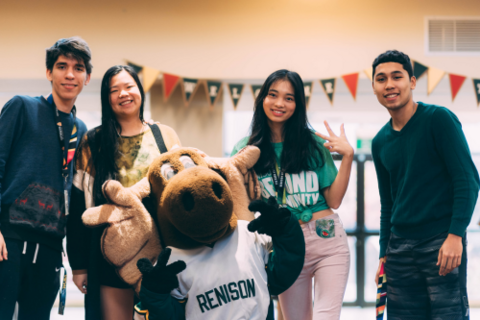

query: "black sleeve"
(137, 286), (186, 320)
(66, 184), (91, 271)
(0, 96), (25, 220)
(66, 136), (93, 271)
(371, 136), (393, 259)
(266, 213), (305, 296)
(431, 108), (480, 236)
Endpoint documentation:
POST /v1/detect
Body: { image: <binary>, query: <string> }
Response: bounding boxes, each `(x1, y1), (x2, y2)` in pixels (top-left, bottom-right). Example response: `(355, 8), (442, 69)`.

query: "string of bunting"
(127, 60), (480, 109)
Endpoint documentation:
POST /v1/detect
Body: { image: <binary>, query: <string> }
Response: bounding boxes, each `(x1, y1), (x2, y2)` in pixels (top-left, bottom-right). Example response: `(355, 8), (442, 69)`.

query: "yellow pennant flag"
(142, 66), (161, 93)
(364, 67), (373, 82)
(427, 66), (446, 95)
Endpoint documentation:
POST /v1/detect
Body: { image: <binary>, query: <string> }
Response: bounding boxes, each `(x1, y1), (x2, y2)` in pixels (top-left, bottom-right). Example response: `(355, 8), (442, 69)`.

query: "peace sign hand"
(137, 248), (186, 294)
(315, 121), (354, 158)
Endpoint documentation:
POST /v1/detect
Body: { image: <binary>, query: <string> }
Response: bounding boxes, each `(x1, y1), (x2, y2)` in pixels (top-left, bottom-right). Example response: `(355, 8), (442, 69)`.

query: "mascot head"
(82, 146), (261, 291)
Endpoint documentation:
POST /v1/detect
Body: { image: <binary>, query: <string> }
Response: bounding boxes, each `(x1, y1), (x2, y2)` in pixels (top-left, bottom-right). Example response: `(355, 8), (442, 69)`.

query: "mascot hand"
(137, 248), (186, 294)
(247, 197), (291, 237)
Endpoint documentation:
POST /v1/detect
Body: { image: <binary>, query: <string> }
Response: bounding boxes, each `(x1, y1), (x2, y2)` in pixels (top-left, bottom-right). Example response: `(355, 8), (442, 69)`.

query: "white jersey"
(169, 220), (272, 320)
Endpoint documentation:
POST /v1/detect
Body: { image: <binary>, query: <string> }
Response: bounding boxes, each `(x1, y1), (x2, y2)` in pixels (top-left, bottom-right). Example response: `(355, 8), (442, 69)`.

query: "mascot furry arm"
(82, 147), (305, 320)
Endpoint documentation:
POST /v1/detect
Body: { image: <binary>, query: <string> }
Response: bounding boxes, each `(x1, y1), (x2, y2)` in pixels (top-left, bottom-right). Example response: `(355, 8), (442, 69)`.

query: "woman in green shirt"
(231, 69), (354, 319)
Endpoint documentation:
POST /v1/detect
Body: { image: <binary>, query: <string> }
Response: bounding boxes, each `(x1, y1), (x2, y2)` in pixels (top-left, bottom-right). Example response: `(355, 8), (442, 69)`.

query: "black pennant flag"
(205, 81), (222, 108)
(304, 82), (313, 109)
(127, 62), (143, 74)
(320, 78), (336, 105)
(473, 79), (480, 106)
(413, 61), (428, 80)
(228, 84), (244, 109)
(251, 85), (262, 100)
(183, 78), (199, 105)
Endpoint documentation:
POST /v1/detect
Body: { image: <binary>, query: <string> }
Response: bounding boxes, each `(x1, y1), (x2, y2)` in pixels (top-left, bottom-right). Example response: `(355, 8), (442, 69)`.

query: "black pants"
(0, 238), (62, 320)
(385, 232), (469, 320)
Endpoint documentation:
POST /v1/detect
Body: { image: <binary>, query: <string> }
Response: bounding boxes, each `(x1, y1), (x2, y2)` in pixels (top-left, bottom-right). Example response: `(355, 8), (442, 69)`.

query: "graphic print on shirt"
(116, 129), (161, 187)
(258, 169), (320, 209)
(196, 278), (256, 313)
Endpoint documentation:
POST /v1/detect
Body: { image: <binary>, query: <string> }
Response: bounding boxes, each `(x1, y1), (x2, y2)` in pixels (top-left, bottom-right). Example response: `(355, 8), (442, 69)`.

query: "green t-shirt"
(231, 134), (338, 222)
(115, 128), (161, 187)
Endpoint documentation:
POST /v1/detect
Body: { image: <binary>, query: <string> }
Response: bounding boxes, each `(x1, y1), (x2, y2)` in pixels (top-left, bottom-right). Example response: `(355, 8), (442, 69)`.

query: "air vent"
(428, 18), (480, 53)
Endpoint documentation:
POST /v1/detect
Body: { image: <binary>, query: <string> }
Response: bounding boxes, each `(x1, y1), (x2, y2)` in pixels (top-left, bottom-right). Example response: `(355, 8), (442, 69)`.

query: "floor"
(50, 306), (480, 319)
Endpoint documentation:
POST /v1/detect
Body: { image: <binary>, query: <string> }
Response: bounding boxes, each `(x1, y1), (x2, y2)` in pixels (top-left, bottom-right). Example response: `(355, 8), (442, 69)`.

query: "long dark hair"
(248, 69), (323, 175)
(93, 65), (145, 201)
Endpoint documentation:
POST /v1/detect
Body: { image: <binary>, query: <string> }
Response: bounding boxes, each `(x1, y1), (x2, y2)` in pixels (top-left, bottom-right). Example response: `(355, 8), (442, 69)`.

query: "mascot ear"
(230, 146), (260, 174)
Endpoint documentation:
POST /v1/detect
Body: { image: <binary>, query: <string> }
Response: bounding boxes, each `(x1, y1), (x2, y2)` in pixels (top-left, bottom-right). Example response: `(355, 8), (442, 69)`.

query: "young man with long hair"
(371, 50), (479, 319)
(0, 37), (92, 319)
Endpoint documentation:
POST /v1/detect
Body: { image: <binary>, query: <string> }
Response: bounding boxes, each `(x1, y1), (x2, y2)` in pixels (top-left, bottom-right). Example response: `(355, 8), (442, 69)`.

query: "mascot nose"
(181, 181), (224, 212)
(162, 166), (234, 242)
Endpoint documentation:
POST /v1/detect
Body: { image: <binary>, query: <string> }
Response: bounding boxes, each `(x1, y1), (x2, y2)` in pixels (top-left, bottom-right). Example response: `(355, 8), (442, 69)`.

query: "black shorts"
(98, 252), (131, 289)
(385, 232), (469, 320)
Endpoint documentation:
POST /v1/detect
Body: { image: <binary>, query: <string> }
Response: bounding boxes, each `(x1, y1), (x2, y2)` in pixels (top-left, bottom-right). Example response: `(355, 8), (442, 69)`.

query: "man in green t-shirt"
(371, 50), (479, 319)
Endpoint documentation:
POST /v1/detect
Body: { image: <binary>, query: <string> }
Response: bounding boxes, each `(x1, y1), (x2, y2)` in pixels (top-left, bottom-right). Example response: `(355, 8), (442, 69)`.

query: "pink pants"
(278, 213), (350, 320)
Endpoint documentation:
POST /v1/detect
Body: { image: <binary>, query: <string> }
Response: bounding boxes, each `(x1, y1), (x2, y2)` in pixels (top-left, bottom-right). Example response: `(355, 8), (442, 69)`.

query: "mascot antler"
(82, 178), (161, 291)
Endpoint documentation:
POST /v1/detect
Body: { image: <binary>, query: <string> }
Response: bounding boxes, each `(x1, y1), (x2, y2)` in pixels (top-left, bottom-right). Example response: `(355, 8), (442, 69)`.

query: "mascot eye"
(179, 155), (197, 169)
(161, 162), (176, 180)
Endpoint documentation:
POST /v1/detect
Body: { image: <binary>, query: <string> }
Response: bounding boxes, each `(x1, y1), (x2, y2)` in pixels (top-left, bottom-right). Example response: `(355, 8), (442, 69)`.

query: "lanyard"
(47, 94), (77, 216)
(270, 162), (286, 205)
(58, 265), (67, 315)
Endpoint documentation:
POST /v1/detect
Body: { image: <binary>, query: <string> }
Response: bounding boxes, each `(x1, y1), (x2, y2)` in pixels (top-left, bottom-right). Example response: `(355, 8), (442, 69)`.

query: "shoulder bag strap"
(148, 123), (168, 153)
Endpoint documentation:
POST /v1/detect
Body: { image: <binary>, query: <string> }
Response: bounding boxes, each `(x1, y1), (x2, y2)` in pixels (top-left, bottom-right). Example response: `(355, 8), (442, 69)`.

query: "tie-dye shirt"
(231, 134), (337, 222)
(115, 128), (162, 187)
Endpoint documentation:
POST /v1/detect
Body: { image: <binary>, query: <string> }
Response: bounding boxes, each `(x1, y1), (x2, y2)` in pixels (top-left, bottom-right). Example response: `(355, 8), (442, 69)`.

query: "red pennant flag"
(163, 73), (181, 101)
(341, 73), (359, 100)
(448, 74), (467, 102)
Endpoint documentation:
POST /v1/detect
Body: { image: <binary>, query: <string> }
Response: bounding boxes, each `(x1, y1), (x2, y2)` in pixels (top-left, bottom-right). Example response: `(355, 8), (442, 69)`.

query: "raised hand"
(315, 121), (354, 158)
(247, 197), (291, 237)
(137, 248), (186, 294)
(0, 231), (7, 261)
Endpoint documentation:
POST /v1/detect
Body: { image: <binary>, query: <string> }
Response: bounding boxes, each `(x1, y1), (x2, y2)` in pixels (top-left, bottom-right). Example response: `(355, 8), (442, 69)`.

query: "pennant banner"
(320, 78), (336, 105)
(473, 79), (480, 106)
(228, 84), (244, 109)
(127, 61), (143, 74)
(427, 67), (446, 95)
(142, 66), (161, 93)
(163, 73), (181, 102)
(125, 58), (480, 108)
(342, 73), (359, 100)
(251, 85), (262, 100)
(183, 78), (199, 106)
(304, 82), (313, 109)
(205, 81), (222, 108)
(364, 67), (373, 82)
(412, 61), (428, 80)
(449, 74), (467, 102)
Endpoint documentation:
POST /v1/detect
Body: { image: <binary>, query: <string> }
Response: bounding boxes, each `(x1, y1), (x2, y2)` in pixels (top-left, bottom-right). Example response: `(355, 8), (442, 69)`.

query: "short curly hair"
(372, 50), (413, 80)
